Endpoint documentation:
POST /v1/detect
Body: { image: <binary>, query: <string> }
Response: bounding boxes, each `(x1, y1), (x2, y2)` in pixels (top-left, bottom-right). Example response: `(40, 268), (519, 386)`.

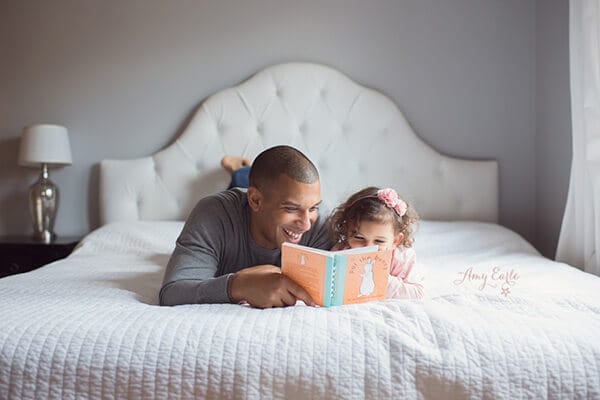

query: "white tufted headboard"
(100, 62), (498, 224)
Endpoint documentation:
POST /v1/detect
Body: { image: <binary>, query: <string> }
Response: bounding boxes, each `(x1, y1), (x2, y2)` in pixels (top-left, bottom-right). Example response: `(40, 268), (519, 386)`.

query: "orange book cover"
(281, 243), (393, 307)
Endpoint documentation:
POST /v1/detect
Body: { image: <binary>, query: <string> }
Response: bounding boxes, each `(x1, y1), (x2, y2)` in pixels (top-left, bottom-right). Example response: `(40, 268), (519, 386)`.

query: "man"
(159, 145), (333, 308)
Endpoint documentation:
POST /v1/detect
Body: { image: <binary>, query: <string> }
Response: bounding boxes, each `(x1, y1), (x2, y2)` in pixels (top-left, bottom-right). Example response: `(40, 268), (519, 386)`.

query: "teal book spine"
(322, 255), (347, 307)
(332, 255), (347, 306)
(323, 256), (335, 307)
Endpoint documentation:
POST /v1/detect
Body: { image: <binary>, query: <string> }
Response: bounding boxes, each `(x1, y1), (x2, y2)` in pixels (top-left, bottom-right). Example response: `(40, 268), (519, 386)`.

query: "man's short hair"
(249, 145), (319, 191)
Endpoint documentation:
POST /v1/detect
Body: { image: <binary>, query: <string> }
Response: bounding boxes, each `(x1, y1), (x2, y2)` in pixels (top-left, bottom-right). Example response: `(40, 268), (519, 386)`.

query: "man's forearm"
(159, 274), (233, 306)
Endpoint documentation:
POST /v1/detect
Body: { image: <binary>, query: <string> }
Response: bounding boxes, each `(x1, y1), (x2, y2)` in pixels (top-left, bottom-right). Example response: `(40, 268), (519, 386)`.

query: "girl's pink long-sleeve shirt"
(386, 247), (424, 299)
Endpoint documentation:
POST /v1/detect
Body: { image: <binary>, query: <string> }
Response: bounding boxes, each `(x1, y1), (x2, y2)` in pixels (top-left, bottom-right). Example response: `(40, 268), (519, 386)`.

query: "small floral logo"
(453, 266), (520, 297)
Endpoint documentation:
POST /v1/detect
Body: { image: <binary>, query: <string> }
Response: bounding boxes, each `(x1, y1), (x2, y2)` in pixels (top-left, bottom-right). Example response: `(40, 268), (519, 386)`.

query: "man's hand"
(228, 265), (315, 308)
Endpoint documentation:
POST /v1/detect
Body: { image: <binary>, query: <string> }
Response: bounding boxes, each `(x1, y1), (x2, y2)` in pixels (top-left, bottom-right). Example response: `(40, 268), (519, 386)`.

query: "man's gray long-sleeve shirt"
(159, 188), (332, 305)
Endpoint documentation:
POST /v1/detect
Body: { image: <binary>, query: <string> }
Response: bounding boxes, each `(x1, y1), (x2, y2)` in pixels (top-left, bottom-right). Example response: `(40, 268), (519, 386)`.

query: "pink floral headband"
(348, 188), (407, 217)
(376, 188), (407, 217)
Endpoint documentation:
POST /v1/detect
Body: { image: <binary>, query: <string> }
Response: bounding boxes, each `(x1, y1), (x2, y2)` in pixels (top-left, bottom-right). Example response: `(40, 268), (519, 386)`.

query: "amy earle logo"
(453, 266), (520, 297)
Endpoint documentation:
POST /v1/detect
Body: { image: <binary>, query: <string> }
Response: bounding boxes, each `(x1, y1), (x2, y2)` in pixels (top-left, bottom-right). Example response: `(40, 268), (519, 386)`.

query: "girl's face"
(347, 220), (403, 251)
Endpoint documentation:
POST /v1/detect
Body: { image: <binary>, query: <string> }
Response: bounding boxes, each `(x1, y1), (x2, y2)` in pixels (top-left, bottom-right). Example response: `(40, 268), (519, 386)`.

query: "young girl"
(328, 186), (424, 299)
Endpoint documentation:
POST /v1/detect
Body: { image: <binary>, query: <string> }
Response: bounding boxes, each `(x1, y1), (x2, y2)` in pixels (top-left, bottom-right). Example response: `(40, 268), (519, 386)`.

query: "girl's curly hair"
(327, 186), (419, 248)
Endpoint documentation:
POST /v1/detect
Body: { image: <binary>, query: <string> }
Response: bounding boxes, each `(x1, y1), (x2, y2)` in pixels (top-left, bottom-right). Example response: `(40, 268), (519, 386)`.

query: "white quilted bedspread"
(1, 221), (599, 399)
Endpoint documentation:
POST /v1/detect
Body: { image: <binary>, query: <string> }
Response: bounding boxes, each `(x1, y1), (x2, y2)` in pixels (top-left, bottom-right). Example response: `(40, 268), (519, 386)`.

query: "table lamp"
(18, 124), (72, 243)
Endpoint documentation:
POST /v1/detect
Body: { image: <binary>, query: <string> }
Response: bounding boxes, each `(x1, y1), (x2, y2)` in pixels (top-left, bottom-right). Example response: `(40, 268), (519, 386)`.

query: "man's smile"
(283, 227), (303, 243)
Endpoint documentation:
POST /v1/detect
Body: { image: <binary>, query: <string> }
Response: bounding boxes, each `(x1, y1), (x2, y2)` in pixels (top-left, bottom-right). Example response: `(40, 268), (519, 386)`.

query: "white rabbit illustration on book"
(358, 258), (376, 297)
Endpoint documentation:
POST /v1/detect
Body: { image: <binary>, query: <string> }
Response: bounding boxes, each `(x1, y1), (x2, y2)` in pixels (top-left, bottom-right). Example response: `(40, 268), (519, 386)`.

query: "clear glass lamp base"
(29, 163), (59, 244)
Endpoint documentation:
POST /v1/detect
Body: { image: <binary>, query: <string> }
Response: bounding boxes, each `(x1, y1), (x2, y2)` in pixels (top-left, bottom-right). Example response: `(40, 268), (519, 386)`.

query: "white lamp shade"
(18, 124), (72, 166)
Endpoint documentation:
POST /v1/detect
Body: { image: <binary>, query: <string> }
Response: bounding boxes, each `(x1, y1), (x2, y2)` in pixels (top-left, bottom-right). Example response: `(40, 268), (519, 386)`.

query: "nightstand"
(0, 235), (81, 278)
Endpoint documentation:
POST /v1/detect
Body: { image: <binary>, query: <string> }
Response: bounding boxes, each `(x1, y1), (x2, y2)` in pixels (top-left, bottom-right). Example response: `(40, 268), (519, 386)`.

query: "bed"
(2, 63), (599, 399)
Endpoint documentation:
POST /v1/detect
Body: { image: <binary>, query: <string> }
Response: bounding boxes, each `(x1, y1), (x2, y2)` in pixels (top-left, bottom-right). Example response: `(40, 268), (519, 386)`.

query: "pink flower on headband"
(377, 188), (407, 217)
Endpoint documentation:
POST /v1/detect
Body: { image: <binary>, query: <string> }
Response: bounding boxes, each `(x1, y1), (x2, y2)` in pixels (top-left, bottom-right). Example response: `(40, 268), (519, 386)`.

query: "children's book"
(281, 243), (393, 307)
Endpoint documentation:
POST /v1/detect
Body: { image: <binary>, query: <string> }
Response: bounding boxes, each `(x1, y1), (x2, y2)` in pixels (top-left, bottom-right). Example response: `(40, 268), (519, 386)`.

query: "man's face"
(248, 174), (321, 250)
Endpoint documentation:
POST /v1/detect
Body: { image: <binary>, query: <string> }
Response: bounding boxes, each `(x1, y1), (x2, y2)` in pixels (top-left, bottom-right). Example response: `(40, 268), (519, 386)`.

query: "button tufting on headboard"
(100, 62), (498, 224)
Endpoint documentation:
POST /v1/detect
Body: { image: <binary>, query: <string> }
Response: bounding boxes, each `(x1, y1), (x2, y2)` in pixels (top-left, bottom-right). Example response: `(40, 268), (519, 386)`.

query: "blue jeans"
(227, 166), (250, 189)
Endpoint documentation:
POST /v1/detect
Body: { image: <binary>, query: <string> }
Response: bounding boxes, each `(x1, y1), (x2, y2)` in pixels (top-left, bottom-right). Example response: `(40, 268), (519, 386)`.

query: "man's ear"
(393, 232), (405, 247)
(247, 186), (263, 212)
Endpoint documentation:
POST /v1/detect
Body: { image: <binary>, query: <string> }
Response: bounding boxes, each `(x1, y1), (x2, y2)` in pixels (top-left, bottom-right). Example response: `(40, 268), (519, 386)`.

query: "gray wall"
(535, 0), (572, 258)
(0, 0), (570, 257)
